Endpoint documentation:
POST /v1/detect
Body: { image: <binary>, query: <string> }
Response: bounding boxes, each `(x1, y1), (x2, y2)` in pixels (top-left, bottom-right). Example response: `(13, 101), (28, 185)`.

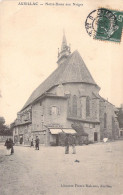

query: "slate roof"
(99, 95), (115, 106)
(21, 50), (98, 111)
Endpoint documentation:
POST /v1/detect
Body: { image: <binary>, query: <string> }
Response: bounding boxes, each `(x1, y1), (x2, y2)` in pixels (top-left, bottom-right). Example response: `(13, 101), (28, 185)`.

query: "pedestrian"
(30, 139), (34, 147)
(5, 138), (9, 155)
(5, 138), (11, 155)
(64, 134), (69, 154)
(35, 136), (40, 150)
(71, 135), (76, 154)
(9, 138), (14, 155)
(5, 138), (8, 147)
(20, 137), (23, 144)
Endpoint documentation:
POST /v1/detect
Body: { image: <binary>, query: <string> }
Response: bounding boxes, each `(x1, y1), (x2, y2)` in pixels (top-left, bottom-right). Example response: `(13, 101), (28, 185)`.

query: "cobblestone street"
(0, 141), (123, 195)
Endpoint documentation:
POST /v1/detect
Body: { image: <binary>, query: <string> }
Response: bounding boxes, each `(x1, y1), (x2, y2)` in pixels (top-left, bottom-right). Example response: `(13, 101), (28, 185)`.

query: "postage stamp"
(85, 8), (123, 43)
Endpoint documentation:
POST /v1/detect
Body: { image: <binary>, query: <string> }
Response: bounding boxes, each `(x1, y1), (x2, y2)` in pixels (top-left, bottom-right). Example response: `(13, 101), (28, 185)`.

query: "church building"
(12, 33), (119, 146)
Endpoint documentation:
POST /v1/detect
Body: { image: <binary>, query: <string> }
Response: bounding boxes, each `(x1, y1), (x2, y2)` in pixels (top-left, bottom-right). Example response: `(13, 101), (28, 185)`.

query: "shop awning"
(50, 129), (62, 134)
(49, 128), (77, 134)
(62, 129), (77, 134)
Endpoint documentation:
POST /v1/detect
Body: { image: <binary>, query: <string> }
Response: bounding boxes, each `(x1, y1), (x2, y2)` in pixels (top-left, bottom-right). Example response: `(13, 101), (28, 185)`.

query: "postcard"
(0, 0), (123, 195)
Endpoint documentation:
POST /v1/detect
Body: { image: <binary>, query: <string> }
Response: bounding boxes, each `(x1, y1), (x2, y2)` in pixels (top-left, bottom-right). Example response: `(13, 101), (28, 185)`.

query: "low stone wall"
(0, 135), (13, 142)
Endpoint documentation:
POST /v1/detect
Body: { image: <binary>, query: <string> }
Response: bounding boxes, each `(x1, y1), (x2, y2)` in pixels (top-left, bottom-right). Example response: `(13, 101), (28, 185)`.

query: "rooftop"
(21, 50), (98, 111)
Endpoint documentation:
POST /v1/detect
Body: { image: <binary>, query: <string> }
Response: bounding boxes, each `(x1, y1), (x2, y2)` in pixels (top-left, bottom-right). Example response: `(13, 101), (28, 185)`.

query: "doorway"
(56, 135), (59, 146)
(19, 135), (23, 144)
(94, 132), (98, 142)
(120, 131), (123, 136)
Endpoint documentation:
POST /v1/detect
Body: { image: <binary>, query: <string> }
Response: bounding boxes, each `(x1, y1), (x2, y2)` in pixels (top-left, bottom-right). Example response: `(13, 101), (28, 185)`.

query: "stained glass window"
(73, 95), (77, 116)
(86, 96), (90, 117)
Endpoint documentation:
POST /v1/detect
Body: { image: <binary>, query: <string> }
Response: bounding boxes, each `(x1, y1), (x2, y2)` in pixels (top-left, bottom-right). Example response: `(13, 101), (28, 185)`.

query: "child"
(30, 139), (34, 147)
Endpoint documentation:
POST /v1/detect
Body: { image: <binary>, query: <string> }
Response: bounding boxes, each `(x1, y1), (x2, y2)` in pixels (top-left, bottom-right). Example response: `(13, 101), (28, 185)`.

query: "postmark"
(85, 8), (123, 43)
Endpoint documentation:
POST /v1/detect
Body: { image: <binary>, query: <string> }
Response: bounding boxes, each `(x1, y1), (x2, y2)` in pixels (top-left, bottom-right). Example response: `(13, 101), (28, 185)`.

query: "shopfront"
(49, 128), (77, 146)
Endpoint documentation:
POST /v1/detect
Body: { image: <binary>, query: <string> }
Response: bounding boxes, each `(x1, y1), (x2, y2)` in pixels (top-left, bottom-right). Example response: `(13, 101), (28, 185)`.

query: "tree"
(71, 122), (88, 136)
(71, 122), (89, 145)
(0, 117), (5, 131)
(0, 116), (12, 136)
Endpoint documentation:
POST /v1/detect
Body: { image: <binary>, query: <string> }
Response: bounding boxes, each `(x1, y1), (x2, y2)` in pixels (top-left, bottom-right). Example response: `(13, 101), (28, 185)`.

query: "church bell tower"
(57, 32), (71, 66)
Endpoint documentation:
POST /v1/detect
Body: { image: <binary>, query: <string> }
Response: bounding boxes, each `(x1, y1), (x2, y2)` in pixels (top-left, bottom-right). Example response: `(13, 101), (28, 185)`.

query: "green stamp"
(85, 8), (123, 43)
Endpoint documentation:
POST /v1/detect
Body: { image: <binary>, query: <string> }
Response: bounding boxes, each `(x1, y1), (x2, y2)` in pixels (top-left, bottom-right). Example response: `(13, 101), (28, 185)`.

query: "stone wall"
(13, 82), (119, 145)
(13, 124), (32, 144)
(99, 99), (119, 140)
(50, 83), (100, 121)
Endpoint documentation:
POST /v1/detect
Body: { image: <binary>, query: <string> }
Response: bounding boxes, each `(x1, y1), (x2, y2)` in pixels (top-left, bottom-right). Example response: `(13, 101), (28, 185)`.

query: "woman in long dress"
(5, 138), (11, 155)
(5, 138), (14, 155)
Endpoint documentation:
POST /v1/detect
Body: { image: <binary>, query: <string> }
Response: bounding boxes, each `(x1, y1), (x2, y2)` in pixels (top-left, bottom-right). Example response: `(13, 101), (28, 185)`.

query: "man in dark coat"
(65, 134), (69, 154)
(9, 138), (14, 155)
(71, 135), (76, 154)
(35, 136), (40, 150)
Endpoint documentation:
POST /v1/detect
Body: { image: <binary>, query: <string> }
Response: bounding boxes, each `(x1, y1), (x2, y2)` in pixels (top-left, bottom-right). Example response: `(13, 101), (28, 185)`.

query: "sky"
(0, 0), (123, 125)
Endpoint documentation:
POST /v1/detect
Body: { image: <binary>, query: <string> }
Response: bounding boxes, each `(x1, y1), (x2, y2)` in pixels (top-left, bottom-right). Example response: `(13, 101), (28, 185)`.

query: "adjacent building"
(117, 104), (123, 137)
(12, 34), (119, 146)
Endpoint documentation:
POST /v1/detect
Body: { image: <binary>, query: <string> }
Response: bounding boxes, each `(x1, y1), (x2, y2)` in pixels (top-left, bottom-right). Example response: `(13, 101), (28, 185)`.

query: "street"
(0, 141), (123, 195)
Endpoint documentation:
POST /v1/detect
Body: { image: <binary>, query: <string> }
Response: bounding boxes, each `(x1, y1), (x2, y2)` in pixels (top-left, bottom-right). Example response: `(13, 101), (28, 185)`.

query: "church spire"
(57, 31), (71, 66)
(61, 30), (67, 51)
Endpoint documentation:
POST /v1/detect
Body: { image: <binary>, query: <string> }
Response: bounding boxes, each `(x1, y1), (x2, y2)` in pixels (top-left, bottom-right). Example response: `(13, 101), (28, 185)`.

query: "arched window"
(86, 96), (90, 117)
(104, 113), (107, 128)
(73, 95), (77, 117)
